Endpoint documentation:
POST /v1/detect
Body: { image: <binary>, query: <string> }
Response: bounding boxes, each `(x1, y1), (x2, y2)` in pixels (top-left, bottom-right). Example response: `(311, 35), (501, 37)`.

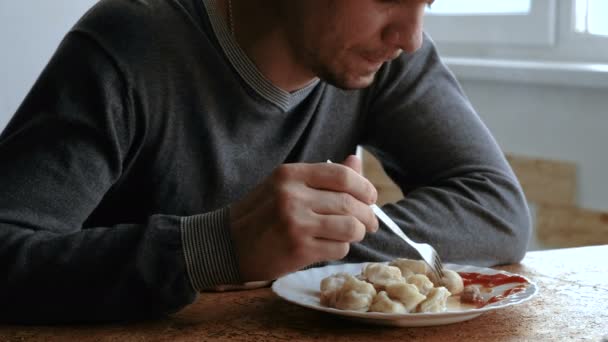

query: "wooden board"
(506, 154), (577, 206)
(361, 149), (403, 206)
(536, 204), (608, 248)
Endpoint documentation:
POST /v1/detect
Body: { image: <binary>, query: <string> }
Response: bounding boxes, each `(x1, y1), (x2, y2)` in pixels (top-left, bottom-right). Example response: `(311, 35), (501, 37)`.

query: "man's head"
(274, 0), (432, 90)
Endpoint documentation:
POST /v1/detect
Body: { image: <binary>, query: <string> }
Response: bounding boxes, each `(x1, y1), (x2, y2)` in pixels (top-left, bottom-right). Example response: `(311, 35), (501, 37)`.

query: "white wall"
(0, 1), (97, 129)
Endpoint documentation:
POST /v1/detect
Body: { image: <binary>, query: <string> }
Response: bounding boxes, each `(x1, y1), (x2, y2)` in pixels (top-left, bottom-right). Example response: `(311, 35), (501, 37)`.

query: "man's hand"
(229, 155), (379, 282)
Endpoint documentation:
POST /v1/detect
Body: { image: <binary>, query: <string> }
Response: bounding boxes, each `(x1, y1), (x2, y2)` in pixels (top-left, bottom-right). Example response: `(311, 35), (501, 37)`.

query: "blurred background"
(1, 0), (607, 251)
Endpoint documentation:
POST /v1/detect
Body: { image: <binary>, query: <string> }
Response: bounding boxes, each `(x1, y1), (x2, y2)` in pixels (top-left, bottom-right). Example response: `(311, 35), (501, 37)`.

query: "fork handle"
(371, 204), (417, 246)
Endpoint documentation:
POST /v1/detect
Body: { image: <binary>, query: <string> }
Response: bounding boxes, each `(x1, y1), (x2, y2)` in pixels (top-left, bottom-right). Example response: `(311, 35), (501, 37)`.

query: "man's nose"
(382, 15), (424, 54)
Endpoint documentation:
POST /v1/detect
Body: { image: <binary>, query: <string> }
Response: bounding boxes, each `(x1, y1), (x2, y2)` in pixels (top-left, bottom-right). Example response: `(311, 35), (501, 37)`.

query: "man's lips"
(363, 57), (385, 66)
(360, 58), (384, 73)
(361, 50), (403, 67)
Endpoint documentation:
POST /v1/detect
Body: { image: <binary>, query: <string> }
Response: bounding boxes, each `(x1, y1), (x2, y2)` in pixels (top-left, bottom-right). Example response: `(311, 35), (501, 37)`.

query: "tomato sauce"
(459, 272), (528, 287)
(458, 272), (529, 308)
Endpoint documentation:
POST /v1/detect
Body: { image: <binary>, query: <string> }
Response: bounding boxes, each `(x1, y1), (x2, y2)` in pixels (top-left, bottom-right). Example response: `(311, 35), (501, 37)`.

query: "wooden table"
(1, 245), (607, 341)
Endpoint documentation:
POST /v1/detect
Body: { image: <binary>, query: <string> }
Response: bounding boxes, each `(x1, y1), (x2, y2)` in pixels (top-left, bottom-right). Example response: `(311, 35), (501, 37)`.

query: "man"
(0, 0), (531, 323)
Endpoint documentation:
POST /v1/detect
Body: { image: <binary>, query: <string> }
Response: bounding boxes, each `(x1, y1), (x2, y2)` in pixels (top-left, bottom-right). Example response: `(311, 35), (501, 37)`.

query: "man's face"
(277, 0), (431, 90)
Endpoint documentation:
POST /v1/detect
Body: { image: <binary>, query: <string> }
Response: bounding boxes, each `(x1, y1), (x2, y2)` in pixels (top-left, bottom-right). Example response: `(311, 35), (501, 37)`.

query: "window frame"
(423, 0), (608, 64)
(424, 0), (556, 46)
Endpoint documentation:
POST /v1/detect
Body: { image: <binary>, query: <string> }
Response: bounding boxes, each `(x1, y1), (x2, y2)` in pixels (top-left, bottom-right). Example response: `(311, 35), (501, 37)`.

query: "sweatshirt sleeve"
(349, 34), (532, 267)
(0, 32), (240, 324)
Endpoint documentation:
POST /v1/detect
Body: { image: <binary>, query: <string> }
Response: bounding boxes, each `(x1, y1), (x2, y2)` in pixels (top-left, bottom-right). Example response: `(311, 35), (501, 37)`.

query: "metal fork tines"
(371, 204), (445, 283)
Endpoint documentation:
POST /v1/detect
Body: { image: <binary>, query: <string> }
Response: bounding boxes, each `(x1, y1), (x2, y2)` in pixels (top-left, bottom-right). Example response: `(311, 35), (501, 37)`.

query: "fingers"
(293, 162), (377, 205)
(307, 188), (378, 233)
(309, 239), (352, 262)
(309, 214), (367, 242)
(270, 161), (379, 233)
(341, 154), (363, 174)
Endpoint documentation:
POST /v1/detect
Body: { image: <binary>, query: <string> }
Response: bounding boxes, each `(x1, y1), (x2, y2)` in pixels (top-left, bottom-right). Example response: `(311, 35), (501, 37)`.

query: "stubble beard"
(299, 42), (378, 90)
(313, 62), (377, 90)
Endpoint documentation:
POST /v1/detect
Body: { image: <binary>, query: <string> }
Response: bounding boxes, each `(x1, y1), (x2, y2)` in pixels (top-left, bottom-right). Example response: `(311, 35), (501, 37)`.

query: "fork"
(326, 160), (445, 283)
(370, 204), (445, 284)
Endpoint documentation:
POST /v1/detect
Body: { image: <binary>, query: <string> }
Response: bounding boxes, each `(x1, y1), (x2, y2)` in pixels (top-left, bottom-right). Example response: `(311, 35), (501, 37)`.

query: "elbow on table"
(496, 201), (532, 265)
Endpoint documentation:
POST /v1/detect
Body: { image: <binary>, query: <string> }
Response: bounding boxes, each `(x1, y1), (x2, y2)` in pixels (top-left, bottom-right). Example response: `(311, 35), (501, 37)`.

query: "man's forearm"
(0, 215), (196, 323)
(346, 168), (531, 267)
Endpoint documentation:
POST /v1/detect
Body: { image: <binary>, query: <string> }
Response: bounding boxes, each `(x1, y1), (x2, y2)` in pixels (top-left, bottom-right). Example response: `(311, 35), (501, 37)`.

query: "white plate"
(272, 262), (538, 327)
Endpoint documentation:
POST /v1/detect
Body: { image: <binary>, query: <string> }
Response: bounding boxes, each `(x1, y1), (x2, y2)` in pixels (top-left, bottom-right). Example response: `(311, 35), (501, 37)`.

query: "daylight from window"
(426, 0), (531, 15)
(575, 0), (608, 36)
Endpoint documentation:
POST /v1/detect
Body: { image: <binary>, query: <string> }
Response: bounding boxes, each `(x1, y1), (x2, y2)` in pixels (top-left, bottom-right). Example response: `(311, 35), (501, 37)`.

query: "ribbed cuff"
(180, 207), (241, 291)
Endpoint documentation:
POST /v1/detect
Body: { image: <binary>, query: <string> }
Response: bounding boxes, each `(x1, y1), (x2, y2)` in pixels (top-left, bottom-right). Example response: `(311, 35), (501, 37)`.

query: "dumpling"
(389, 258), (428, 276)
(361, 263), (405, 289)
(385, 282), (427, 312)
(406, 274), (434, 296)
(418, 287), (452, 313)
(441, 269), (464, 295)
(320, 273), (351, 307)
(369, 291), (407, 314)
(461, 285), (484, 306)
(333, 275), (377, 311)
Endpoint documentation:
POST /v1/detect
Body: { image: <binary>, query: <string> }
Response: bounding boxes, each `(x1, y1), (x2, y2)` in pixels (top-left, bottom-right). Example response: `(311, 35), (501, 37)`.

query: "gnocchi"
(320, 258), (462, 314)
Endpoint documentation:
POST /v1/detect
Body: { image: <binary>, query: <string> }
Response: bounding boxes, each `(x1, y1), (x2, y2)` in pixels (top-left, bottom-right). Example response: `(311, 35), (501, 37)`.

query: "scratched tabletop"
(1, 245), (607, 342)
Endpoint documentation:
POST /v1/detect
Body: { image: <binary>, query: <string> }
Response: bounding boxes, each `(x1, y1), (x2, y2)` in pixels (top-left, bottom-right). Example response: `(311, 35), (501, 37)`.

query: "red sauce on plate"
(458, 272), (529, 308)
(486, 285), (527, 304)
(459, 272), (528, 287)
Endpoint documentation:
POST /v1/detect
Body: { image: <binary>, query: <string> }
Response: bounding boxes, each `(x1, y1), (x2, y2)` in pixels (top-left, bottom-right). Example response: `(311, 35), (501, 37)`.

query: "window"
(424, 0), (555, 46)
(423, 0), (608, 64)
(428, 0), (531, 15)
(574, 0), (608, 37)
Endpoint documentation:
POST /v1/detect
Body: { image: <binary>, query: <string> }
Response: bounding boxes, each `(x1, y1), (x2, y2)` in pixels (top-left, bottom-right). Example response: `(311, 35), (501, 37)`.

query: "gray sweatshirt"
(0, 0), (531, 323)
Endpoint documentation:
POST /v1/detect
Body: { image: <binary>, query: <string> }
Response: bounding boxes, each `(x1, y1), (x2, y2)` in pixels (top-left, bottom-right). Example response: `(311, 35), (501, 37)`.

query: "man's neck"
(220, 0), (317, 92)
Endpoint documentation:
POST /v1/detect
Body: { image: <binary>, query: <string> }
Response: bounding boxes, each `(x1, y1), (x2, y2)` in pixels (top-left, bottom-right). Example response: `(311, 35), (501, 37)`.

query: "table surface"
(1, 245), (607, 342)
